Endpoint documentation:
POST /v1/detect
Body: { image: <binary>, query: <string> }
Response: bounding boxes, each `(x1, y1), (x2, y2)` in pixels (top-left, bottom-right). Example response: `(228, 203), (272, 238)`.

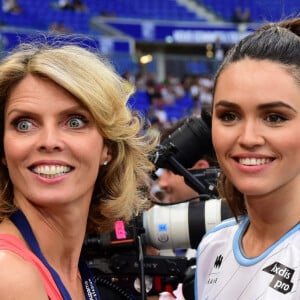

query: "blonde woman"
(0, 40), (157, 299)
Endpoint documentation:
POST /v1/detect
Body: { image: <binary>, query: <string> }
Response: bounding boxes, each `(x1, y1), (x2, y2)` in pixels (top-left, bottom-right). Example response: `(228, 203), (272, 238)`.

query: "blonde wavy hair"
(0, 37), (158, 233)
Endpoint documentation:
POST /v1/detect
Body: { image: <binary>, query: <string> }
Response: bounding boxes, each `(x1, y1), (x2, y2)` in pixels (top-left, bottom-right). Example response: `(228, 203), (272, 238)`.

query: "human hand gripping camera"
(84, 110), (233, 300)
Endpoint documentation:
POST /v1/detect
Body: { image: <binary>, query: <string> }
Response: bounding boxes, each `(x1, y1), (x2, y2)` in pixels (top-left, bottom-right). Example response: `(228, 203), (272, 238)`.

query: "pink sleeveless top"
(0, 233), (63, 300)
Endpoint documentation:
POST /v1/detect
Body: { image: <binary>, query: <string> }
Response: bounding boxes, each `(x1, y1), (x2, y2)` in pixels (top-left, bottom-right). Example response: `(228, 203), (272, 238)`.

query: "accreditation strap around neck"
(10, 209), (101, 300)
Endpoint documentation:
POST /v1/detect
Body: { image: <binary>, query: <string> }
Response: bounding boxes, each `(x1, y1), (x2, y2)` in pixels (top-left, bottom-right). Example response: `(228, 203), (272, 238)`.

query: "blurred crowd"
(124, 70), (214, 134)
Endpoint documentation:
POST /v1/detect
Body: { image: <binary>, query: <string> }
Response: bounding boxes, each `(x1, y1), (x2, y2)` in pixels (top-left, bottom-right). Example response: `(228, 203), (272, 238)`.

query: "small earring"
(103, 161), (108, 166)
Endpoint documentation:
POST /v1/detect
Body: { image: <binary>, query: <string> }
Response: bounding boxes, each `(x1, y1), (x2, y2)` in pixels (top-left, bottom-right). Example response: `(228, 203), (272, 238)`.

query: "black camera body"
(84, 112), (232, 299)
(84, 197), (231, 299)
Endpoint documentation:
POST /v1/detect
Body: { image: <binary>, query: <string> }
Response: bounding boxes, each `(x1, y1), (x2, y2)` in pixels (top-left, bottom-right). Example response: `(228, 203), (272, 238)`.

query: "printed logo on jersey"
(214, 255), (223, 269)
(263, 262), (294, 294)
(207, 254), (223, 285)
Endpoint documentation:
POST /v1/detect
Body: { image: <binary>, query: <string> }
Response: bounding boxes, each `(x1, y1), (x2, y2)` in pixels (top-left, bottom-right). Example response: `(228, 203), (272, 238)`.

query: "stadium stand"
(198, 0), (300, 23)
(1, 0), (299, 123)
(0, 0), (206, 33)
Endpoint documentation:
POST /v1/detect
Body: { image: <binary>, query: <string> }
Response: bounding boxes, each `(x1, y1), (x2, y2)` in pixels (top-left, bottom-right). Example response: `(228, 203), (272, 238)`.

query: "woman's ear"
(101, 145), (112, 166)
(192, 159), (210, 170)
(104, 153), (112, 166)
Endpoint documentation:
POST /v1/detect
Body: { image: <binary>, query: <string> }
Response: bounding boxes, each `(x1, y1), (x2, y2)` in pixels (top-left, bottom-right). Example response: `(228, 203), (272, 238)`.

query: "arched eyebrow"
(6, 104), (87, 118)
(257, 101), (297, 112)
(214, 100), (297, 112)
(214, 100), (238, 109)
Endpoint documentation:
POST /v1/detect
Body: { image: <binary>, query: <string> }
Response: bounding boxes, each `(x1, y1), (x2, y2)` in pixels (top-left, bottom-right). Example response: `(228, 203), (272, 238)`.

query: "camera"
(85, 199), (231, 299)
(84, 112), (232, 299)
(143, 198), (231, 250)
(149, 111), (216, 197)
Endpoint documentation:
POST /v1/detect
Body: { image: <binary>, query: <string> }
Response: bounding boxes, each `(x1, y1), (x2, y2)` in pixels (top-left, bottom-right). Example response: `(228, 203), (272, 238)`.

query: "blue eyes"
(14, 116), (87, 132)
(67, 116), (86, 128)
(16, 120), (32, 131)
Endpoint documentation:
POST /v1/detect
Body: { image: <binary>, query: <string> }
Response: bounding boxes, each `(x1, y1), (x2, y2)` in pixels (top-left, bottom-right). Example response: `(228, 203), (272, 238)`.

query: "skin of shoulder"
(0, 250), (49, 299)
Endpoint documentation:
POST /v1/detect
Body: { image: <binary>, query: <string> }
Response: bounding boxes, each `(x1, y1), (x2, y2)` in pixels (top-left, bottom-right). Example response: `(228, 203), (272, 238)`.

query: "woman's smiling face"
(3, 74), (110, 208)
(212, 59), (300, 197)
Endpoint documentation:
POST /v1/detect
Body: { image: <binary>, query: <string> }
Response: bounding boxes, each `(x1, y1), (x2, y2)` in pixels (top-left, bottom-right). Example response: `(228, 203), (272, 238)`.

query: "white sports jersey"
(195, 216), (300, 299)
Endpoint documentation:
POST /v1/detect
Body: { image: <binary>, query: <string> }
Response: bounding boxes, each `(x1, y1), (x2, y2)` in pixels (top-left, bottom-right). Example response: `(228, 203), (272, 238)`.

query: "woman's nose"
(238, 120), (265, 148)
(37, 125), (65, 152)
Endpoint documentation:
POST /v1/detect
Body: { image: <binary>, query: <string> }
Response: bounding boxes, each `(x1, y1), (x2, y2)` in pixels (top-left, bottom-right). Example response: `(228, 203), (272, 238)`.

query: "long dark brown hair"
(213, 18), (300, 219)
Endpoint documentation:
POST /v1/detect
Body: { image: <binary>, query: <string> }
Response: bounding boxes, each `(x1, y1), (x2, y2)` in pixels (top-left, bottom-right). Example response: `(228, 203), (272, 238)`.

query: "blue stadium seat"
(2, 0), (204, 33)
(198, 0), (300, 23)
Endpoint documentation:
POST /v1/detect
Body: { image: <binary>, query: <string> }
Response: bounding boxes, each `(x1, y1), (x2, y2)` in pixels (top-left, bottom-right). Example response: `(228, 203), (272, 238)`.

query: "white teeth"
(32, 165), (71, 178)
(239, 158), (272, 166)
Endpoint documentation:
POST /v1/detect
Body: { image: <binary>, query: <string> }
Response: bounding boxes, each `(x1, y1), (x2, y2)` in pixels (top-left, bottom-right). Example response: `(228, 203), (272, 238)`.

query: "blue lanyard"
(10, 209), (101, 300)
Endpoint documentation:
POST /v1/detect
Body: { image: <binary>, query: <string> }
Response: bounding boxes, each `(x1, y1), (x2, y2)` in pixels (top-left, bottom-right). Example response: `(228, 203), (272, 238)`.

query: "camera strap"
(10, 209), (101, 300)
